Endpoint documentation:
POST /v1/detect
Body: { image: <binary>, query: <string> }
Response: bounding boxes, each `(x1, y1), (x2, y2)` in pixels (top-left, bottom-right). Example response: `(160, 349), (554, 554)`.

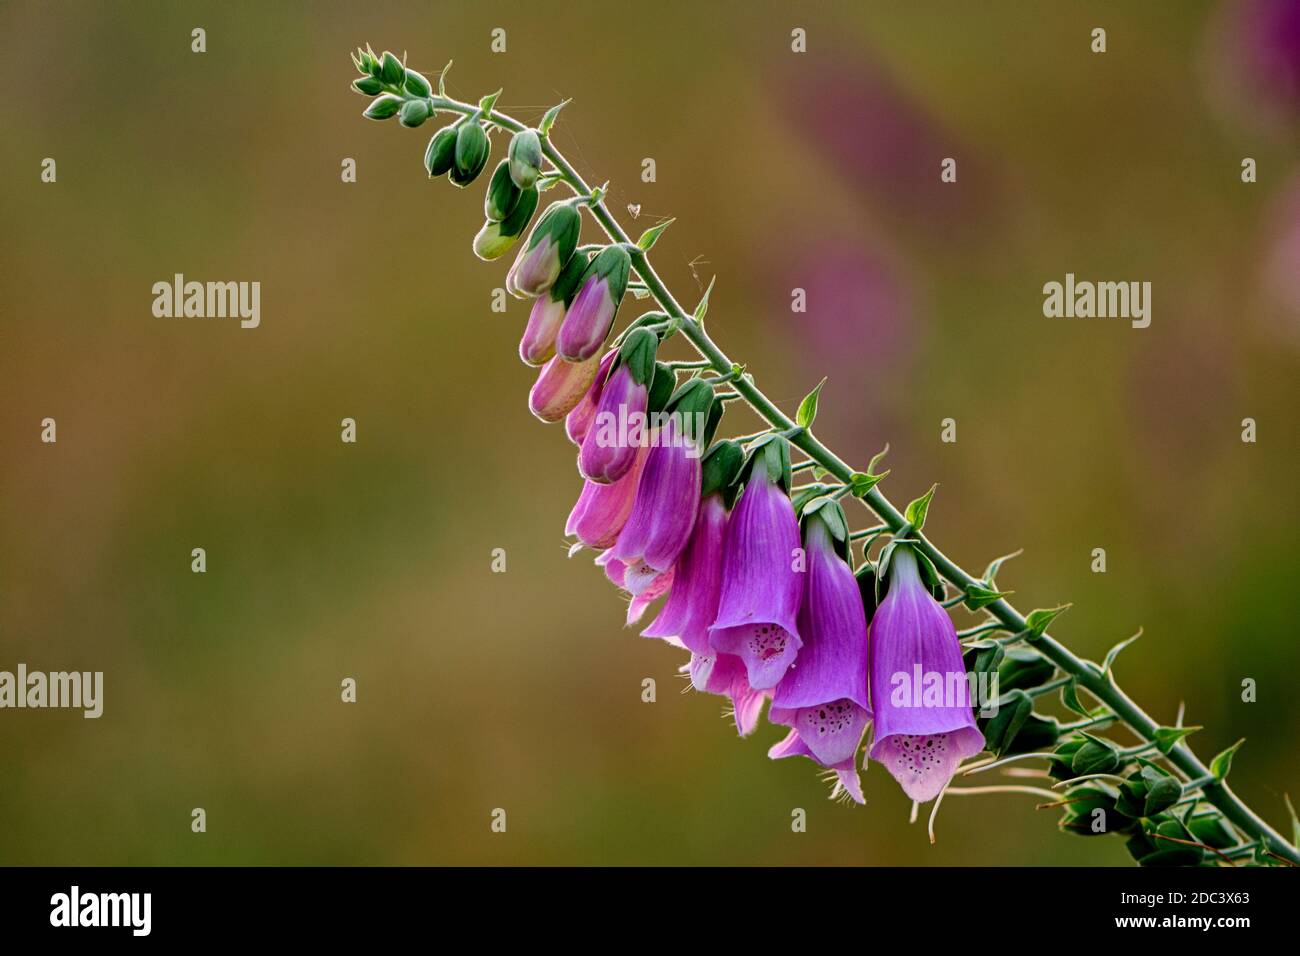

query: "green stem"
(417, 92), (1300, 866)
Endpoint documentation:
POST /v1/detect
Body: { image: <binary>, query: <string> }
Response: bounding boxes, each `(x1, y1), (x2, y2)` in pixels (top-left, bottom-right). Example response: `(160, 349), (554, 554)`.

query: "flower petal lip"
(707, 464), (803, 689)
(642, 493), (727, 655)
(867, 546), (985, 801)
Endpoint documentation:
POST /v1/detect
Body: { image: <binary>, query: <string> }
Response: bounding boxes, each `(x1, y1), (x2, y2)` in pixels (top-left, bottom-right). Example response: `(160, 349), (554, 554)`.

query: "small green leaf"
(1060, 679), (1091, 717)
(1101, 627), (1142, 676)
(796, 377), (827, 429)
(982, 548), (1024, 587)
(1284, 794), (1299, 848)
(848, 471), (887, 497)
(964, 583), (1012, 611)
(866, 443), (889, 475)
(904, 484), (938, 531)
(539, 98), (571, 137)
(1023, 603), (1070, 641)
(437, 60), (453, 97)
(478, 88), (502, 115)
(1152, 725), (1200, 755)
(693, 276), (716, 323)
(1210, 738), (1245, 782)
(635, 217), (675, 251)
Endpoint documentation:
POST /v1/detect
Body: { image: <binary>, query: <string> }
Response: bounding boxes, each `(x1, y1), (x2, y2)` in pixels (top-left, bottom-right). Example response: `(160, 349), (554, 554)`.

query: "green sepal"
(1048, 736), (1088, 781)
(963, 641), (1005, 682)
(498, 185), (539, 237)
(549, 249), (591, 306)
(1187, 814), (1237, 850)
(582, 245), (632, 302)
(352, 76), (383, 96)
(379, 51), (404, 86)
(363, 95), (403, 120)
(645, 362), (675, 416)
(424, 123), (460, 177)
(996, 647), (1056, 693)
(522, 201), (582, 259)
(1116, 765), (1183, 819)
(700, 440), (744, 505)
(800, 498), (851, 561)
(485, 160), (522, 221)
(1059, 782), (1134, 837)
(618, 328), (658, 389)
(1128, 816), (1204, 867)
(855, 563), (879, 623)
(451, 121), (490, 186)
(978, 689), (1035, 757)
(741, 435), (792, 495)
(404, 69), (432, 97)
(874, 540), (944, 605)
(508, 129), (544, 189)
(1070, 735), (1122, 776)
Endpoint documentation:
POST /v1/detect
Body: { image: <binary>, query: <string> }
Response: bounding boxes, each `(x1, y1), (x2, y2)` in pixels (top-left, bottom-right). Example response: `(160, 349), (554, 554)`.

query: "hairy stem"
(421, 92), (1298, 864)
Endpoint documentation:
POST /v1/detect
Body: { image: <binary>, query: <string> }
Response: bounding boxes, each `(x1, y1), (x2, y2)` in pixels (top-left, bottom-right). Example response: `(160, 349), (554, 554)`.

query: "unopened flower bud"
(519, 252), (590, 364)
(398, 98), (431, 128)
(528, 353), (601, 423)
(352, 76), (383, 96)
(363, 94), (403, 121)
(506, 201), (582, 297)
(472, 186), (539, 260)
(508, 129), (544, 189)
(484, 160), (522, 222)
(403, 69), (432, 97)
(379, 51), (404, 86)
(450, 121), (490, 187)
(556, 245), (631, 362)
(424, 123), (459, 177)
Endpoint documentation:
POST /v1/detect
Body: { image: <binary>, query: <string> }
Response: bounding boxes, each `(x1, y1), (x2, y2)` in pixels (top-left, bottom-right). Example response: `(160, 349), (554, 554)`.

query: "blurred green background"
(1, 0), (1297, 865)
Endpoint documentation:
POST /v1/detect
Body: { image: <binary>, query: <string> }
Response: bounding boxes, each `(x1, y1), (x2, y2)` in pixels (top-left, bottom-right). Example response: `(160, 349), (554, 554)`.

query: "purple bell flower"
(642, 493), (727, 655)
(708, 442), (803, 690)
(578, 362), (647, 482)
(767, 504), (870, 804)
(612, 414), (702, 591)
(868, 545), (984, 803)
(556, 246), (631, 361)
(565, 444), (647, 550)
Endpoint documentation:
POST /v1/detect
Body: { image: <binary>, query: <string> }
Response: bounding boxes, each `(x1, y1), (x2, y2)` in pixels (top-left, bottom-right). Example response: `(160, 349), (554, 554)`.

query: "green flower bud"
(484, 160), (522, 221)
(1059, 783), (1134, 837)
(398, 98), (431, 128)
(404, 69), (432, 97)
(508, 129), (544, 189)
(1126, 816), (1204, 866)
(1048, 735), (1087, 780)
(379, 51), (404, 86)
(996, 647), (1056, 692)
(1115, 765), (1183, 819)
(424, 123), (460, 177)
(978, 689), (1034, 757)
(1070, 736), (1122, 776)
(1187, 814), (1236, 850)
(963, 641), (1005, 682)
(352, 76), (384, 96)
(363, 95), (403, 121)
(471, 186), (539, 260)
(450, 121), (490, 187)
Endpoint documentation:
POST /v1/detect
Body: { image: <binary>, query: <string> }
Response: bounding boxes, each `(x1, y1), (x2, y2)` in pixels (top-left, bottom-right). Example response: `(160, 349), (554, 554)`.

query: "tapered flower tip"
(868, 546), (985, 801)
(509, 202), (581, 297)
(685, 652), (768, 736)
(708, 465), (803, 690)
(612, 416), (702, 576)
(565, 350), (617, 445)
(556, 246), (630, 362)
(642, 494), (727, 656)
(578, 364), (648, 483)
(628, 566), (673, 625)
(528, 353), (600, 423)
(768, 729), (865, 804)
(565, 445), (647, 551)
(519, 294), (566, 366)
